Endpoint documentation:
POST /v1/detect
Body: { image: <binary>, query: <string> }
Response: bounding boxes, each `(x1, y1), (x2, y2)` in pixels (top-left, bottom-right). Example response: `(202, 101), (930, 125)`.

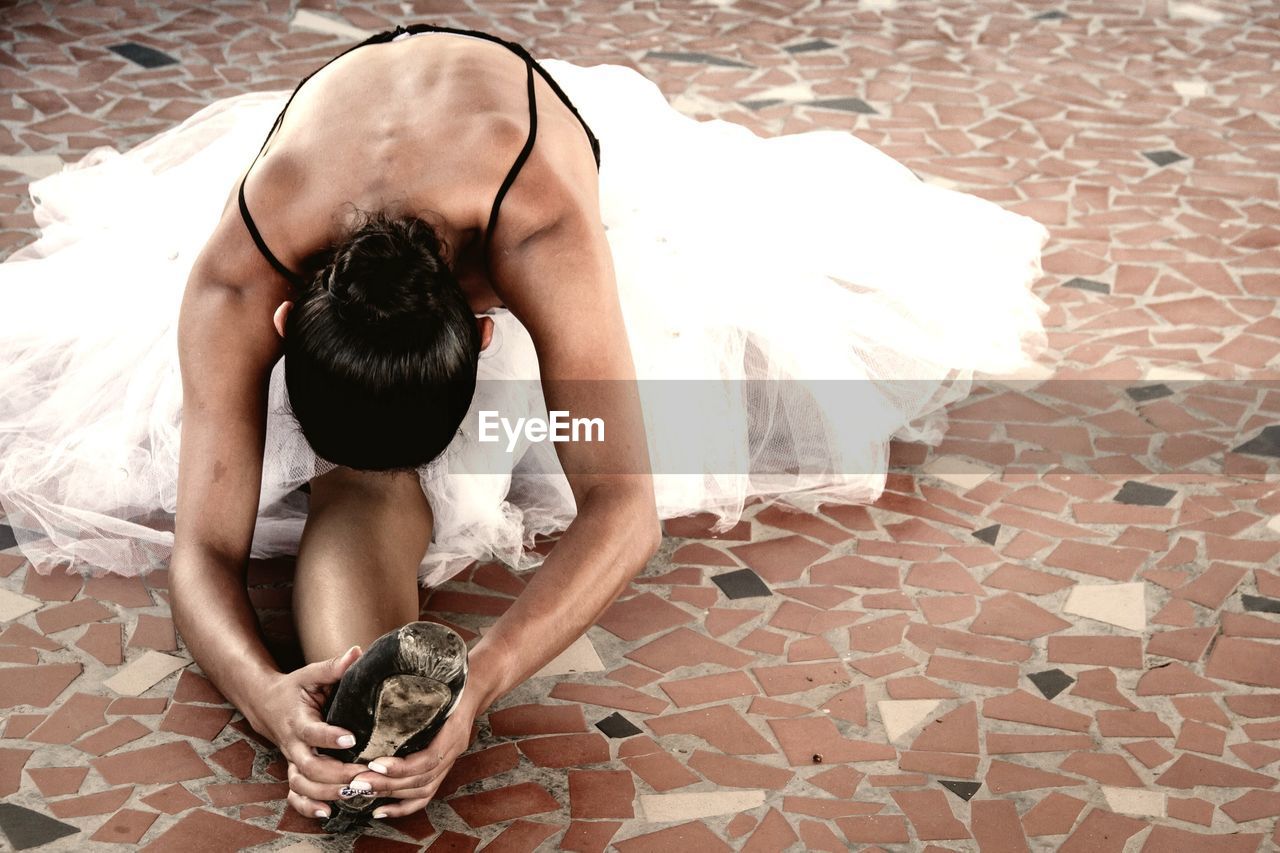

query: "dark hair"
(282, 210), (481, 473)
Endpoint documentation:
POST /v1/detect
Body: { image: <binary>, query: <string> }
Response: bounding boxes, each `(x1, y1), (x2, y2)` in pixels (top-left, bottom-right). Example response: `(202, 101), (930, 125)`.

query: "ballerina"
(0, 19), (1050, 825)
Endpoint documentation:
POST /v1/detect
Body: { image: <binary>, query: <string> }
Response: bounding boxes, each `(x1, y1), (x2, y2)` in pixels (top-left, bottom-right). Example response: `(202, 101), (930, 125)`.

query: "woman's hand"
(244, 645), (372, 821)
(343, 689), (482, 818)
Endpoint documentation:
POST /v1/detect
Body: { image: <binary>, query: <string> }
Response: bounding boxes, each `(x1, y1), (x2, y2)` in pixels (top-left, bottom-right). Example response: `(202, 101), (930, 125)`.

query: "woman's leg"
(292, 465), (433, 663)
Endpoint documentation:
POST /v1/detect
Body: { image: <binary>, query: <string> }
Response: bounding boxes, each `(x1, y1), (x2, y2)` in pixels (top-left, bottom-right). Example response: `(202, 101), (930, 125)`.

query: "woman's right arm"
(173, 242), (367, 812)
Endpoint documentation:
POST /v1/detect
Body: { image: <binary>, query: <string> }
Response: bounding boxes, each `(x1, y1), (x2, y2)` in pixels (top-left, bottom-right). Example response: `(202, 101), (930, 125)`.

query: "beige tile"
(922, 456), (996, 490)
(0, 155), (63, 180)
(288, 9), (375, 40)
(1173, 80), (1210, 97)
(1063, 582), (1146, 632)
(639, 790), (765, 822)
(877, 700), (940, 742)
(1102, 786), (1165, 817)
(477, 625), (604, 677)
(0, 588), (42, 622)
(1169, 2), (1226, 23)
(102, 651), (188, 696)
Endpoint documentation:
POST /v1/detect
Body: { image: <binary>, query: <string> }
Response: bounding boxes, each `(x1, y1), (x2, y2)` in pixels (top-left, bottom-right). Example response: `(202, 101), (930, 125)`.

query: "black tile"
(0, 804), (80, 850)
(1114, 481), (1177, 507)
(1242, 594), (1280, 614)
(1126, 384), (1174, 403)
(784, 39), (837, 53)
(595, 712), (643, 738)
(807, 97), (877, 114)
(1233, 425), (1280, 458)
(1028, 669), (1075, 701)
(972, 524), (1000, 546)
(1034, 10), (1069, 19)
(711, 568), (772, 600)
(0, 524), (15, 550)
(643, 50), (752, 69)
(741, 98), (784, 111)
(108, 42), (180, 69)
(1142, 150), (1187, 167)
(939, 780), (981, 801)
(1062, 277), (1110, 294)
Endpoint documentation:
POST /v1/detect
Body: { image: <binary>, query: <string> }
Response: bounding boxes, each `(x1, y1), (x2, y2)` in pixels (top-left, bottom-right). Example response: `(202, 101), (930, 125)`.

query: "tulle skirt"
(0, 59), (1050, 586)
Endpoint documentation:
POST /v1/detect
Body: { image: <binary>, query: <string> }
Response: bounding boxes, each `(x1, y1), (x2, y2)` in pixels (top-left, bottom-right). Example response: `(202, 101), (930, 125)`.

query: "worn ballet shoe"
(317, 621), (468, 832)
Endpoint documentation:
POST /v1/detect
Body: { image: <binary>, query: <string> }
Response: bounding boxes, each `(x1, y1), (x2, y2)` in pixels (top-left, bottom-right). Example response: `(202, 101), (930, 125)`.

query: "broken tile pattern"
(2, 0), (1280, 848)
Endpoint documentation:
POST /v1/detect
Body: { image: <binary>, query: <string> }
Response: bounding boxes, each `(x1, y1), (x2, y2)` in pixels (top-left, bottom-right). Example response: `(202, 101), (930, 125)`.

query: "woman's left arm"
(346, 188), (661, 817)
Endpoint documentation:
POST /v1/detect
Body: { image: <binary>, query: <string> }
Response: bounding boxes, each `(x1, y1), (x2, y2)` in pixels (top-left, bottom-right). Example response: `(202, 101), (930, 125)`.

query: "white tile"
(276, 845), (326, 853)
(877, 700), (940, 742)
(1173, 80), (1210, 97)
(1268, 516), (1280, 535)
(920, 174), (960, 191)
(289, 9), (376, 40)
(863, 0), (896, 8)
(103, 651), (188, 696)
(1063, 582), (1146, 632)
(921, 456), (996, 490)
(0, 588), (41, 622)
(1169, 2), (1226, 23)
(639, 790), (765, 822)
(1103, 786), (1165, 817)
(476, 625), (605, 677)
(0, 155), (63, 180)
(533, 632), (605, 678)
(977, 360), (1056, 383)
(1144, 366), (1204, 382)
(754, 83), (815, 102)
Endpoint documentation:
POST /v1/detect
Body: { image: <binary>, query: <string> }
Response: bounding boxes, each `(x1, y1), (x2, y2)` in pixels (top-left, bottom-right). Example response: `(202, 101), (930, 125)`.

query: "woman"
(0, 21), (1050, 823)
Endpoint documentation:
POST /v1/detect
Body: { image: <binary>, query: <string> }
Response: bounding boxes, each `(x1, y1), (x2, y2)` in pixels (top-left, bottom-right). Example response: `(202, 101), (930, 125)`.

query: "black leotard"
(236, 22), (602, 286)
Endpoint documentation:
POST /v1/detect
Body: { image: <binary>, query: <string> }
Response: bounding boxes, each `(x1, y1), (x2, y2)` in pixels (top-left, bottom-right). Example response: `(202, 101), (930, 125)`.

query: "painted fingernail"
(372, 811), (387, 820)
(337, 735), (356, 748)
(314, 809), (329, 819)
(338, 786), (359, 799)
(368, 762), (388, 774)
(349, 780), (373, 793)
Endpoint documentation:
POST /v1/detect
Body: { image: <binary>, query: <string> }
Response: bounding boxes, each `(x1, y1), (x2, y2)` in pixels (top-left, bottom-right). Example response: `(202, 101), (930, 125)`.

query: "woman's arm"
(173, 245), (369, 816)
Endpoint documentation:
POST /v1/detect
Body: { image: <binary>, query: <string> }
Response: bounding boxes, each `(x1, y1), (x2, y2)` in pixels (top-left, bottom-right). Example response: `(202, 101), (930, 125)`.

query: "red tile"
(819, 685), (866, 726)
(567, 769), (634, 819)
(983, 690), (1092, 732)
(206, 782), (289, 807)
(488, 703), (585, 736)
(886, 676), (958, 700)
(987, 734), (1094, 754)
(1142, 825), (1267, 852)
(741, 807), (798, 852)
(810, 555), (900, 589)
(918, 595), (977, 625)
(659, 670), (757, 707)
(171, 671), (227, 705)
(1097, 710), (1175, 738)
(1042, 541), (1147, 581)
(0, 623), (61, 652)
(517, 733), (609, 768)
(625, 627), (753, 673)
(898, 751), (980, 778)
(438, 743), (521, 798)
(22, 565), (83, 601)
(729, 535), (829, 582)
(1069, 668), (1137, 709)
(905, 561), (985, 595)
(0, 747), (33, 798)
(985, 760), (1085, 794)
(27, 765), (88, 797)
(1175, 719), (1227, 755)
(1147, 627), (1216, 662)
(1220, 790), (1280, 823)
(139, 783), (202, 814)
(767, 716), (894, 766)
(687, 750), (793, 789)
(1058, 752), (1143, 786)
(797, 820), (849, 853)
(848, 613), (910, 653)
(480, 819), (559, 853)
(1047, 635), (1143, 668)
(926, 654), (1019, 688)
(548, 683), (668, 715)
(159, 703), (234, 741)
(756, 505), (850, 546)
(1059, 808), (1147, 853)
(93, 741), (212, 785)
(648, 704), (774, 755)
(607, 664), (662, 688)
(447, 782), (560, 828)
(209, 740), (256, 779)
(140, 808), (278, 851)
(560, 820), (621, 853)
(128, 614), (177, 651)
(89, 808), (158, 844)
(804, 765), (864, 798)
(1205, 637), (1280, 687)
(971, 798), (1030, 852)
(833, 815), (909, 845)
(34, 598), (114, 634)
(782, 796), (882, 819)
(752, 662), (852, 697)
(595, 592), (694, 641)
(849, 651), (918, 677)
(76, 623), (123, 665)
(704, 608), (757, 637)
(786, 635), (839, 662)
(107, 697), (168, 716)
(48, 785), (134, 818)
(906, 623), (1032, 662)
(1021, 792), (1087, 837)
(74, 718), (151, 756)
(27, 693), (111, 744)
(1166, 796), (1215, 827)
(891, 789), (970, 841)
(910, 702), (979, 754)
(0, 663), (81, 708)
(622, 749), (699, 792)
(671, 543), (738, 566)
(1156, 754), (1276, 789)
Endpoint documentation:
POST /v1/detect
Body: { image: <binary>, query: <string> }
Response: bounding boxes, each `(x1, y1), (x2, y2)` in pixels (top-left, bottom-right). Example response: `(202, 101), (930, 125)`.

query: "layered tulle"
(0, 58), (1049, 586)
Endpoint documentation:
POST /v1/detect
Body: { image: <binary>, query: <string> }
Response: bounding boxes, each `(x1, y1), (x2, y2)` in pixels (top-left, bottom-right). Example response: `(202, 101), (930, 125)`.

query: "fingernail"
(348, 780), (372, 793)
(337, 735), (356, 748)
(314, 809), (329, 819)
(372, 811), (387, 819)
(368, 762), (388, 774)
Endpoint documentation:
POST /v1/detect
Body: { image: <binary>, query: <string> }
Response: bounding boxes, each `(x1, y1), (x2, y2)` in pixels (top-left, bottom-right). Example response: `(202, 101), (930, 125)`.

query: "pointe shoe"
(317, 621), (468, 832)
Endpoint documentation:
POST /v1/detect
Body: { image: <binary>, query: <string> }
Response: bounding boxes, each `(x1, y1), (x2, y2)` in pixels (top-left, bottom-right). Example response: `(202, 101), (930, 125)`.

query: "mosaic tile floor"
(2, 0), (1280, 850)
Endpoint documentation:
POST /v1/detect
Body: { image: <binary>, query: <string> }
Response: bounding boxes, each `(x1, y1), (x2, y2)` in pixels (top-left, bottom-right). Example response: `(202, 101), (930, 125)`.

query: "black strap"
(484, 60), (537, 256)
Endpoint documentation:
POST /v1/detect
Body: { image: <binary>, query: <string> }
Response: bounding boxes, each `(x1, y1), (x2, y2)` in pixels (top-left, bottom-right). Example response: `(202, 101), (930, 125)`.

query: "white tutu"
(0, 59), (1050, 586)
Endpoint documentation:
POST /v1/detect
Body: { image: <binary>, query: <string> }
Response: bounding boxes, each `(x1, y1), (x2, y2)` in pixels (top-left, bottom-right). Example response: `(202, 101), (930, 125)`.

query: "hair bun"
(320, 211), (452, 327)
